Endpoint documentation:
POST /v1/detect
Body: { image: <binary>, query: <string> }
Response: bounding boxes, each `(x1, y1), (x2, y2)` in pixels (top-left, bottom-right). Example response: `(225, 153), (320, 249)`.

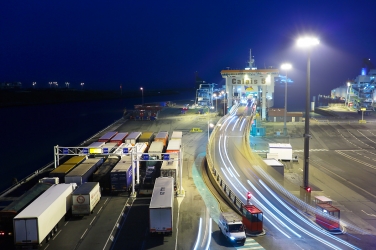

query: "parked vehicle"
(218, 212), (246, 245)
(160, 159), (179, 189)
(49, 156), (86, 183)
(110, 132), (129, 146)
(110, 156), (133, 192)
(92, 156), (120, 192)
(98, 131), (118, 142)
(13, 183), (77, 248)
(72, 182), (101, 215)
(146, 141), (164, 167)
(166, 139), (181, 155)
(65, 158), (103, 186)
(124, 132), (142, 146)
(138, 131), (154, 145)
(139, 166), (157, 196)
(0, 183), (52, 239)
(171, 131), (182, 140)
(149, 177), (174, 235)
(154, 131), (169, 148)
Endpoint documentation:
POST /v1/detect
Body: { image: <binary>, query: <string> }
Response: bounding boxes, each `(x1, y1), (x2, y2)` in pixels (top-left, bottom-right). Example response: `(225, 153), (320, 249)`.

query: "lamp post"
(140, 87), (144, 105)
(32, 82), (36, 89)
(281, 63), (292, 136)
(65, 82), (69, 88)
(297, 36), (319, 191)
(346, 82), (351, 107)
(213, 93), (217, 112)
(81, 82), (84, 90)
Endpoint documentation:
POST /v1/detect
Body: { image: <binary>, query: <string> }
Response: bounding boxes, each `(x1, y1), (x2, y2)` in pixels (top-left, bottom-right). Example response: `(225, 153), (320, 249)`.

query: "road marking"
(90, 216), (96, 225)
(235, 238), (264, 249)
(80, 228), (88, 239)
(361, 210), (376, 217)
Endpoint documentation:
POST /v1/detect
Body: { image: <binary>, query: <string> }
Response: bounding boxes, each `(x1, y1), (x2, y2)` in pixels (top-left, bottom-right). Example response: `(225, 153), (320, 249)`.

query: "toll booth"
(314, 196), (340, 231)
(241, 205), (263, 233)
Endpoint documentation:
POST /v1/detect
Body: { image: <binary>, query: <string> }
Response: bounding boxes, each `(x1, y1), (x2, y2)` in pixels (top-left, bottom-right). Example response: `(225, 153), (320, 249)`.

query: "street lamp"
(213, 93), (217, 112)
(65, 82), (69, 88)
(346, 82), (351, 107)
(32, 82), (36, 89)
(297, 36), (319, 191)
(81, 82), (84, 90)
(281, 63), (292, 136)
(140, 87), (144, 105)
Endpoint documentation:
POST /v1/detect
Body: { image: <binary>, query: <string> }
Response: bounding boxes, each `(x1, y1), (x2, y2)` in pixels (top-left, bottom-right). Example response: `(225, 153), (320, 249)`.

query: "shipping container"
(98, 131), (118, 142)
(154, 132), (169, 148)
(110, 132), (129, 146)
(149, 177), (174, 234)
(125, 132), (142, 146)
(13, 183), (77, 248)
(138, 132), (154, 145)
(93, 156), (120, 192)
(110, 156), (133, 192)
(65, 158), (103, 186)
(0, 183), (52, 239)
(72, 182), (101, 215)
(49, 156), (87, 183)
(160, 159), (179, 188)
(171, 131), (183, 140)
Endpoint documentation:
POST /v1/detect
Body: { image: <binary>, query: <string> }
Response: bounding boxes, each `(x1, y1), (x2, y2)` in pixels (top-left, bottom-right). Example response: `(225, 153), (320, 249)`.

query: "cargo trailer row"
(13, 183), (77, 248)
(170, 131), (182, 140)
(154, 132), (169, 148)
(49, 156), (86, 183)
(125, 132), (141, 146)
(149, 177), (174, 235)
(138, 132), (154, 145)
(160, 159), (179, 189)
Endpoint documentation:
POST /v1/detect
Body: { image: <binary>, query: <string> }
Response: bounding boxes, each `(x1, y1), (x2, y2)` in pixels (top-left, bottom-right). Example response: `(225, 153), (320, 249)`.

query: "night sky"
(1, 1), (376, 98)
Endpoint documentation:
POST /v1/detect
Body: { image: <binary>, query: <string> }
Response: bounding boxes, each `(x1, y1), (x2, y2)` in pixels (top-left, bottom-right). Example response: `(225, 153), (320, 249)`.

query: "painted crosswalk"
(235, 238), (264, 249)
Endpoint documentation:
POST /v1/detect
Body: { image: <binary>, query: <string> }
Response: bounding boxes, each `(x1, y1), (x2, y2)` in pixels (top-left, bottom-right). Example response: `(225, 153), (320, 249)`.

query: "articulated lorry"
(92, 156), (120, 192)
(149, 177), (174, 235)
(13, 183), (77, 248)
(160, 159), (179, 189)
(110, 155), (133, 192)
(0, 183), (52, 239)
(65, 158), (103, 186)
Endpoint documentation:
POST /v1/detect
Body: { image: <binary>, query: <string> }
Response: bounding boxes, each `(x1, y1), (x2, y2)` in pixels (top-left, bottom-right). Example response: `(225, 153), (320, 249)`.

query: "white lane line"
(80, 229), (88, 239)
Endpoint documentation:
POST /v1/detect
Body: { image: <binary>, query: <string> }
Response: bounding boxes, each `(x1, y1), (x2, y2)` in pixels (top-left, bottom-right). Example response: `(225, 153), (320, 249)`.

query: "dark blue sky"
(1, 1), (376, 97)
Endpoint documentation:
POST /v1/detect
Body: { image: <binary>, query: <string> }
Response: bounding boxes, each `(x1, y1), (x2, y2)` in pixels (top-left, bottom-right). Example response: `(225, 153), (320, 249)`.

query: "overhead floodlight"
(297, 37), (320, 47)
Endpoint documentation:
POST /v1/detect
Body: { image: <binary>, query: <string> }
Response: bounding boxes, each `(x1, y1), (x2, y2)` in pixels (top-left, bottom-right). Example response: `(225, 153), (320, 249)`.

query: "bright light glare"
(281, 63), (292, 70)
(297, 37), (320, 47)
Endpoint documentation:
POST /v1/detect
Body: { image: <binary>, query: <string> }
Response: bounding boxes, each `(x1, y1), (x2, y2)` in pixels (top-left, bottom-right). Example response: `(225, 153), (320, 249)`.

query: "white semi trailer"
(149, 177), (174, 235)
(13, 183), (77, 248)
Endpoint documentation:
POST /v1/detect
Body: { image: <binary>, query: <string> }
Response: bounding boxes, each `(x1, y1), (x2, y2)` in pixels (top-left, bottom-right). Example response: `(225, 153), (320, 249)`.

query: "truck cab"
(218, 212), (246, 245)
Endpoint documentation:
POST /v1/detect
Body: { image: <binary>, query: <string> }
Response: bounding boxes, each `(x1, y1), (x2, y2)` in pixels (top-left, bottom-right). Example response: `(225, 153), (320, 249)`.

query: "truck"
(0, 183), (52, 239)
(124, 132), (141, 146)
(92, 156), (120, 192)
(154, 131), (169, 148)
(218, 212), (246, 245)
(49, 156), (86, 183)
(149, 177), (174, 235)
(72, 182), (101, 215)
(160, 159), (178, 188)
(166, 139), (181, 155)
(13, 183), (77, 248)
(138, 131), (154, 145)
(110, 155), (133, 192)
(100, 142), (118, 154)
(98, 131), (118, 142)
(146, 141), (164, 168)
(110, 132), (129, 146)
(65, 158), (103, 186)
(171, 131), (182, 140)
(139, 166), (157, 196)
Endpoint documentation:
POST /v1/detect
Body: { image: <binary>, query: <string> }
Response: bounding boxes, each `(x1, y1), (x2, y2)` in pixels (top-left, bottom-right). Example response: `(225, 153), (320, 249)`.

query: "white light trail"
(193, 218), (202, 250)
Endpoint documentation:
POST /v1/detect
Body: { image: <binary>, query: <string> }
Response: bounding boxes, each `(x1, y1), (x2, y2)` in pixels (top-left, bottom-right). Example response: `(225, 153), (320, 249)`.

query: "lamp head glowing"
(281, 63), (292, 70)
(297, 37), (320, 47)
